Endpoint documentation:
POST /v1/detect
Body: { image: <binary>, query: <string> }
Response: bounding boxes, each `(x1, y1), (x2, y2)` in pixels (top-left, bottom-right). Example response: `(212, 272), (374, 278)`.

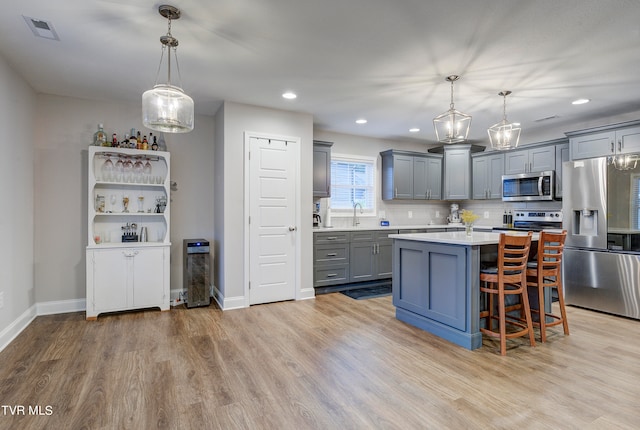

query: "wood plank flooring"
(0, 294), (639, 429)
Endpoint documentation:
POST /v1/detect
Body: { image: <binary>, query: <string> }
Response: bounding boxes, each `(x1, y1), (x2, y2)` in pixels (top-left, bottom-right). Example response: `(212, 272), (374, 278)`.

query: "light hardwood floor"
(0, 294), (638, 429)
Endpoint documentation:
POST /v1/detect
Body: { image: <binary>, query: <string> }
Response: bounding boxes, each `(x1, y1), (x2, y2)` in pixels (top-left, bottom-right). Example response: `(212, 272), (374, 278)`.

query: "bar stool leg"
(521, 281), (536, 347)
(498, 286), (507, 356)
(557, 277), (570, 336)
(538, 277), (547, 342)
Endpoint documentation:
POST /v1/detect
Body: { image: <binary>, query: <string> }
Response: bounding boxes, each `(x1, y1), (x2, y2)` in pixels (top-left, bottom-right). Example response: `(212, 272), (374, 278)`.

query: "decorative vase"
(465, 222), (473, 236)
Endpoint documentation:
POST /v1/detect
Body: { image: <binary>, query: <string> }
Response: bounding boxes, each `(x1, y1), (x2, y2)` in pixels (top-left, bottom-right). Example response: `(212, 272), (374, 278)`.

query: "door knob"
(289, 226), (297, 231)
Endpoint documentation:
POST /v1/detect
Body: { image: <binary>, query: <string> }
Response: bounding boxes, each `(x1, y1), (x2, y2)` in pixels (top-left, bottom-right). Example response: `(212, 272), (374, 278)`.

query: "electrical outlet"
(436, 211), (440, 218)
(484, 211), (490, 219)
(0, 291), (4, 309)
(408, 211), (413, 219)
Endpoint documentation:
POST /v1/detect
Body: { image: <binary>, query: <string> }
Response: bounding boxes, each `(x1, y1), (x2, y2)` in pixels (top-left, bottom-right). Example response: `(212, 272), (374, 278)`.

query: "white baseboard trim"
(298, 287), (316, 301)
(0, 305), (37, 353)
(36, 299), (86, 316)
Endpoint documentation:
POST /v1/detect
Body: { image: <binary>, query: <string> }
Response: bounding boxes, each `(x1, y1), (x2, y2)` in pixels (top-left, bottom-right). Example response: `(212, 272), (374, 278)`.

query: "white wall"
(0, 53), (37, 340)
(34, 95), (215, 305)
(313, 130), (452, 227)
(214, 101), (313, 308)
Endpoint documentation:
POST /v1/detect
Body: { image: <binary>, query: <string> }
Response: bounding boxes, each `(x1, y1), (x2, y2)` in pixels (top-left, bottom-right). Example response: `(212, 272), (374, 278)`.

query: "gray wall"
(0, 51), (37, 341)
(33, 95), (215, 305)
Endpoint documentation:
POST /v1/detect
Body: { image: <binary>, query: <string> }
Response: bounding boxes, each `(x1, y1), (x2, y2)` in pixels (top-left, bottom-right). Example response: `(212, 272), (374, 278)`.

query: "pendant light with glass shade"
(142, 5), (194, 133)
(433, 75), (472, 144)
(487, 91), (520, 150)
(611, 154), (638, 170)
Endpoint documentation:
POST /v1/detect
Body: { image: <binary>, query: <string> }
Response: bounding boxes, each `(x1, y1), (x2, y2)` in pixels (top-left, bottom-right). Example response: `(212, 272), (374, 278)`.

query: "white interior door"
(248, 136), (298, 305)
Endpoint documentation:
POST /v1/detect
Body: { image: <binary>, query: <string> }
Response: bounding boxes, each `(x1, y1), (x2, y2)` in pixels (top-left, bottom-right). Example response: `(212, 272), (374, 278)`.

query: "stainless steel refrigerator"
(563, 157), (640, 319)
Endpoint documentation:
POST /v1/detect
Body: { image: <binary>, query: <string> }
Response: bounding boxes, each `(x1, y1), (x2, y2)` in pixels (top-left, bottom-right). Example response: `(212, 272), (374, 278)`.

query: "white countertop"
(313, 224), (499, 233)
(389, 231), (539, 246)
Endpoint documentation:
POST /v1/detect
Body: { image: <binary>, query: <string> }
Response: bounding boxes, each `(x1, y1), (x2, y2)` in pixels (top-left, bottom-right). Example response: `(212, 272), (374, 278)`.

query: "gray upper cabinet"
(413, 155), (442, 200)
(442, 145), (473, 200)
(472, 152), (504, 200)
(381, 150), (442, 200)
(555, 141), (569, 198)
(504, 145), (555, 174)
(568, 123), (640, 160)
(313, 140), (333, 198)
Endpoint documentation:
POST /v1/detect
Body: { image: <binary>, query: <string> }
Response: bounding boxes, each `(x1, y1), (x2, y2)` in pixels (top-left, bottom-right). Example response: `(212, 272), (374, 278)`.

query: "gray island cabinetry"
(390, 231), (533, 350)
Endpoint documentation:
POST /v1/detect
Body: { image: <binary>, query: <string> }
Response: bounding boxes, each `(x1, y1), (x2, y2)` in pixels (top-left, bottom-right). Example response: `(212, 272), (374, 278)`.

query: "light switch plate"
(408, 211), (413, 219)
(484, 211), (490, 219)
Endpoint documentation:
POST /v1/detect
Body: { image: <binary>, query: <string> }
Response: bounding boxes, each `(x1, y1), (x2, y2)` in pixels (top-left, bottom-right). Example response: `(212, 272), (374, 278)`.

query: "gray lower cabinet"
(313, 230), (397, 288)
(313, 232), (349, 287)
(393, 240), (467, 330)
(349, 230), (397, 282)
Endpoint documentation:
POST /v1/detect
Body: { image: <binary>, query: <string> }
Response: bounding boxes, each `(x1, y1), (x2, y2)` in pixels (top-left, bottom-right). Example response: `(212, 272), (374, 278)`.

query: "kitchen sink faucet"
(353, 202), (363, 227)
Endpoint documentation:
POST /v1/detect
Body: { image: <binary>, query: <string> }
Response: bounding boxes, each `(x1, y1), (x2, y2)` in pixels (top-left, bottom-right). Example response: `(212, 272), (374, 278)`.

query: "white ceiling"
(2, 0), (640, 143)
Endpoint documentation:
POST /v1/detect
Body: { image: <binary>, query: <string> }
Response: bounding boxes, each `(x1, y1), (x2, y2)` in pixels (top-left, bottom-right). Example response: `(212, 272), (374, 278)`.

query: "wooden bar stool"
(479, 232), (535, 356)
(526, 230), (569, 342)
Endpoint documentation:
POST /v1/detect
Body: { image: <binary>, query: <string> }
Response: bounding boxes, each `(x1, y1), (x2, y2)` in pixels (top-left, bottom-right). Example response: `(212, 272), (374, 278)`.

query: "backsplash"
(315, 197), (563, 229)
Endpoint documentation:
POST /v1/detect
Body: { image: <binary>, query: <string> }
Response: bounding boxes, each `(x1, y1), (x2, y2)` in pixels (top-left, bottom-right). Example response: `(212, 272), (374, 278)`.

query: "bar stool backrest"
(536, 230), (567, 273)
(498, 232), (533, 277)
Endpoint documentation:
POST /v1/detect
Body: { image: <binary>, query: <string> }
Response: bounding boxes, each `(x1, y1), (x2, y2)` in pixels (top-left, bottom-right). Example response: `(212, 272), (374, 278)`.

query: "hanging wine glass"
(143, 159), (153, 183)
(123, 157), (133, 183)
(101, 156), (114, 182)
(134, 159), (144, 183)
(115, 156), (124, 182)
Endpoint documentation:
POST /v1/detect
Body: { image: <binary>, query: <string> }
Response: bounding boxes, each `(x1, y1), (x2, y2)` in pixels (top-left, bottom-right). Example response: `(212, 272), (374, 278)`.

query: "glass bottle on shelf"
(94, 124), (107, 146)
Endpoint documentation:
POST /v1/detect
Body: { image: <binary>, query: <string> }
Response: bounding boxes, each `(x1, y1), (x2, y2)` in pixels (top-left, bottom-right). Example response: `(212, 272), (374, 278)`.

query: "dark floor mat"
(341, 285), (392, 300)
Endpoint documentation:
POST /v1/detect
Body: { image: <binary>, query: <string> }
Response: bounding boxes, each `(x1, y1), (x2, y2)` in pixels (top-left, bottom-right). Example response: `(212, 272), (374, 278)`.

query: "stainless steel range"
(493, 210), (563, 232)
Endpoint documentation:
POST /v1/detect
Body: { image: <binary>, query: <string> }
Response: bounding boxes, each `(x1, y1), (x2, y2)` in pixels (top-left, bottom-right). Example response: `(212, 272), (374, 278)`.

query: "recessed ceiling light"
(355, 119), (367, 124)
(409, 128), (420, 133)
(572, 98), (590, 105)
(282, 92), (297, 100)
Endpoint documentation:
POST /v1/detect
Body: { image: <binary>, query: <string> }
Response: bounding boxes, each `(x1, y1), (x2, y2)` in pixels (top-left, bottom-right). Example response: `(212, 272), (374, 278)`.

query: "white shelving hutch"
(86, 146), (171, 319)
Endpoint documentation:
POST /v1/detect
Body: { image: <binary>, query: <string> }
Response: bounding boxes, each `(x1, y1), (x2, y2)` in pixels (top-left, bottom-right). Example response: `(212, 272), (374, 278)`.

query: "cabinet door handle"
(619, 140), (623, 152)
(326, 236), (338, 240)
(377, 243), (380, 254)
(326, 273), (338, 278)
(288, 226), (297, 231)
(326, 253), (337, 257)
(611, 141), (615, 153)
(395, 188), (398, 198)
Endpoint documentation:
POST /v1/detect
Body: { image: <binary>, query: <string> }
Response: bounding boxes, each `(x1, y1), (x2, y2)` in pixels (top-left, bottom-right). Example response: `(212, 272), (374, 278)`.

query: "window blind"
(330, 157), (375, 213)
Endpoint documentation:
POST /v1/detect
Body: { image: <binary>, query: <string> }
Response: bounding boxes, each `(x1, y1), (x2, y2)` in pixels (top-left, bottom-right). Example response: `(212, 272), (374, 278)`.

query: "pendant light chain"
(450, 79), (455, 110)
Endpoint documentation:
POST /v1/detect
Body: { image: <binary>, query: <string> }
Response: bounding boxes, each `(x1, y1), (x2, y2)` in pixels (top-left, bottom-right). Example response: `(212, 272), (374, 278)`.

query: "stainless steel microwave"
(502, 171), (554, 201)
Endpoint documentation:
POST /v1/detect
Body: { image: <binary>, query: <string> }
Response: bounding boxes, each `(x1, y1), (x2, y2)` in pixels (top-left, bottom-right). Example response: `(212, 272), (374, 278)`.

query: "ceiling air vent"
(23, 16), (60, 41)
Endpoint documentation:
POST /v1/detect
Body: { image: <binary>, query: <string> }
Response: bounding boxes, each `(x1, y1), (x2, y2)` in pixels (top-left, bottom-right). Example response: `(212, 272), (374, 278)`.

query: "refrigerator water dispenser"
(573, 209), (599, 236)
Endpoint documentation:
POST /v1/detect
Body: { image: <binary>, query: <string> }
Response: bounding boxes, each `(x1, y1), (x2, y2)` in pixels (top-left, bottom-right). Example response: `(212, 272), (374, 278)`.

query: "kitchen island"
(389, 231), (538, 350)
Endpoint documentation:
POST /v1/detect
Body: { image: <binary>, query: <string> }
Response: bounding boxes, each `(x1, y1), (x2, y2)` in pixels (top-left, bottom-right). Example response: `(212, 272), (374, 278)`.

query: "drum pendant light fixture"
(433, 75), (472, 143)
(142, 5), (194, 133)
(488, 91), (520, 150)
